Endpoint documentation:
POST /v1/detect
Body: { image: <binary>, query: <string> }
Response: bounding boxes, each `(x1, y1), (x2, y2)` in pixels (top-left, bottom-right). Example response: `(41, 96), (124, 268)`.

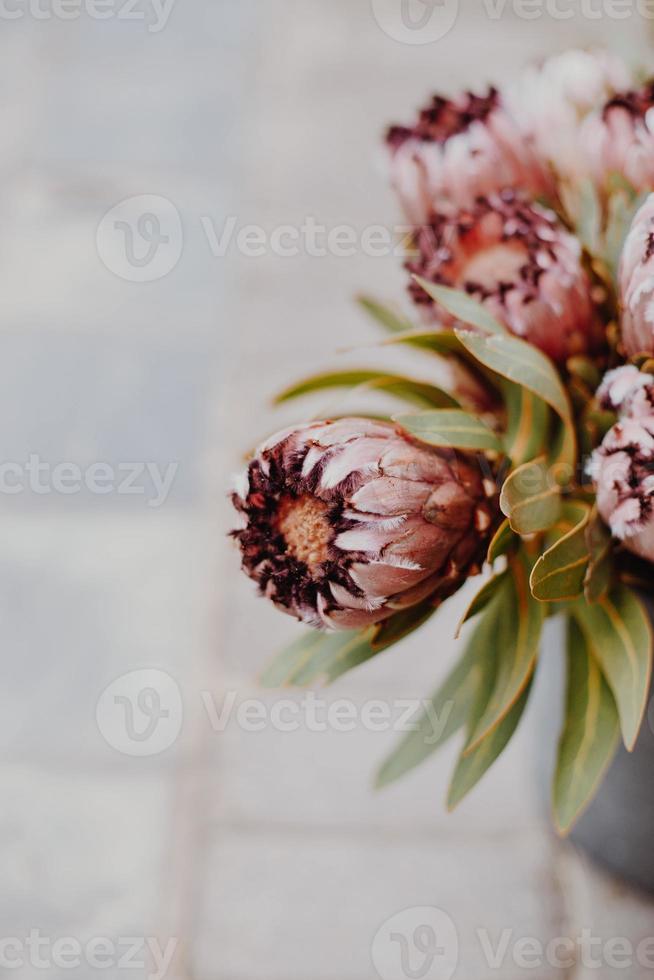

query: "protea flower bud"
(619, 194), (654, 356)
(581, 80), (654, 194)
(231, 418), (497, 630)
(385, 87), (553, 222)
(590, 392), (654, 563)
(406, 190), (602, 364)
(506, 49), (631, 183)
(596, 364), (654, 416)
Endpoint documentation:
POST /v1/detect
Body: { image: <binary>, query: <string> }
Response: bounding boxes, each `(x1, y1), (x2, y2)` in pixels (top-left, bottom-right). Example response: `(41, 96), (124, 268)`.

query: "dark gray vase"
(535, 611), (654, 895)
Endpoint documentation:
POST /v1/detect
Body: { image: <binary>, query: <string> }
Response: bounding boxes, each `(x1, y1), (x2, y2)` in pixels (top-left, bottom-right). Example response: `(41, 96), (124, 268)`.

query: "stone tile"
(0, 765), (174, 940)
(24, 0), (260, 181)
(0, 329), (214, 510)
(0, 514), (215, 768)
(0, 173), (232, 340)
(3, 3), (650, 979)
(191, 828), (561, 980)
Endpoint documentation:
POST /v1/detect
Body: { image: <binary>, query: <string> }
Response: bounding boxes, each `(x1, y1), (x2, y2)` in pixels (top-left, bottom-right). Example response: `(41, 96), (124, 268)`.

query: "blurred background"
(3, 1), (654, 978)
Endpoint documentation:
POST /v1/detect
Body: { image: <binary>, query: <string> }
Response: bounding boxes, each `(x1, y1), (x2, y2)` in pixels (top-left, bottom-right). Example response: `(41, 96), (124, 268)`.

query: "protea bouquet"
(231, 49), (654, 834)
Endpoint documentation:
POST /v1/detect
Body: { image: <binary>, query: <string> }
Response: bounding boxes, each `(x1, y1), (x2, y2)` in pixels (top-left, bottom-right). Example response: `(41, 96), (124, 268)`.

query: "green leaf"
(454, 328), (575, 468)
(369, 598), (437, 653)
(412, 277), (506, 335)
(502, 381), (549, 467)
(553, 617), (620, 835)
(260, 600), (436, 689)
(375, 639), (480, 788)
(275, 370), (458, 409)
(380, 328), (467, 357)
(500, 457), (561, 535)
(567, 356), (600, 392)
(395, 409), (502, 452)
(379, 328), (501, 398)
(584, 507), (613, 603)
(261, 629), (379, 688)
(456, 571), (508, 638)
(571, 585), (653, 750)
(357, 295), (414, 334)
(574, 179), (602, 254)
(464, 552), (544, 752)
(259, 630), (327, 689)
(448, 675), (532, 809)
(530, 501), (591, 602)
(486, 518), (516, 563)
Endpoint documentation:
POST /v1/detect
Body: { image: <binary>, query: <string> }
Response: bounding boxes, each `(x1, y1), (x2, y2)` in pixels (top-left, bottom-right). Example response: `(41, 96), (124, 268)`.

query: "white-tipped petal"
(233, 417), (497, 630)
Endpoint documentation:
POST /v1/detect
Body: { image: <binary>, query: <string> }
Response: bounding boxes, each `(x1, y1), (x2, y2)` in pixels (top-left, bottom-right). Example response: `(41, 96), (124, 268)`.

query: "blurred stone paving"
(0, 2), (653, 979)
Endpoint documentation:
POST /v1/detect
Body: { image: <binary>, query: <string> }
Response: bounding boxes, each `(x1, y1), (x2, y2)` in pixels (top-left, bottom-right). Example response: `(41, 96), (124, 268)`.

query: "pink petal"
(319, 439), (384, 490)
(350, 477), (432, 515)
(349, 560), (430, 598)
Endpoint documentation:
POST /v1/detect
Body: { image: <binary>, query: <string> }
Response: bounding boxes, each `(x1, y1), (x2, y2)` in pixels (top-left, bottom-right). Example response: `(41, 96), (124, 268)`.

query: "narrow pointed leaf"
(369, 599), (437, 653)
(486, 518), (516, 563)
(357, 295), (414, 334)
(413, 277), (506, 335)
(571, 585), (653, 750)
(380, 329), (467, 357)
(530, 502), (591, 602)
(259, 630), (327, 688)
(260, 628), (383, 689)
(456, 571), (508, 638)
(465, 552), (544, 751)
(500, 457), (561, 534)
(379, 329), (501, 395)
(448, 680), (532, 810)
(395, 409), (502, 452)
(454, 328), (575, 468)
(375, 638), (480, 789)
(260, 600), (436, 689)
(275, 370), (458, 409)
(553, 617), (620, 834)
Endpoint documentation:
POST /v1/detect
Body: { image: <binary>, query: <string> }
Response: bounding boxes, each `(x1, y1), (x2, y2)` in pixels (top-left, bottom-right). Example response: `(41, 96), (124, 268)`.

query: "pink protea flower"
(596, 364), (654, 415)
(581, 80), (654, 194)
(406, 190), (602, 364)
(231, 418), (497, 631)
(590, 370), (654, 562)
(385, 87), (553, 222)
(619, 193), (654, 356)
(506, 49), (631, 184)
